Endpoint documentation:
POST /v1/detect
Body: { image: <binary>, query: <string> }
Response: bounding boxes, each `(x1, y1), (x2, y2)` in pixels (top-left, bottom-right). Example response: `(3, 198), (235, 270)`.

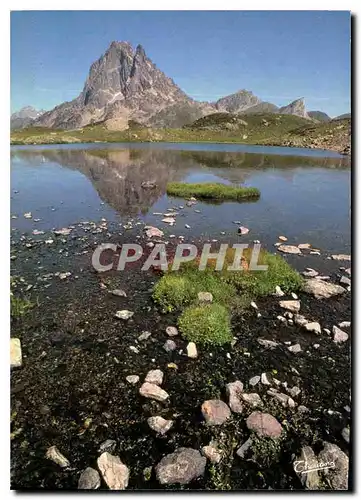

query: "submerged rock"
(238, 226), (249, 235)
(139, 382), (169, 402)
(147, 416), (173, 435)
(97, 452), (129, 490)
(45, 446), (70, 468)
(155, 448), (206, 485)
(278, 244), (302, 255)
(201, 399), (231, 425)
(246, 411), (283, 438)
(145, 226), (164, 239)
(303, 279), (345, 299)
(78, 467), (101, 490)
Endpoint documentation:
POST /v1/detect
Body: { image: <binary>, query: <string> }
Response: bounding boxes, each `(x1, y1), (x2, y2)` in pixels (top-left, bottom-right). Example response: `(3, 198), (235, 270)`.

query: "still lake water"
(11, 142), (351, 255)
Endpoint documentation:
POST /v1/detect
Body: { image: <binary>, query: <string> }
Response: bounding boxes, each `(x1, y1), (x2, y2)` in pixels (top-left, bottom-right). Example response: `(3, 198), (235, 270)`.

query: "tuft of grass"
(152, 267), (243, 313)
(222, 248), (303, 296)
(166, 182), (260, 201)
(11, 294), (33, 318)
(178, 303), (232, 346)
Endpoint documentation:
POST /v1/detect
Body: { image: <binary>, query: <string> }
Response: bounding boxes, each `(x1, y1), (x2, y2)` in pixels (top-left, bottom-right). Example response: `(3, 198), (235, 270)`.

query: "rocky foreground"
(10, 215), (351, 490)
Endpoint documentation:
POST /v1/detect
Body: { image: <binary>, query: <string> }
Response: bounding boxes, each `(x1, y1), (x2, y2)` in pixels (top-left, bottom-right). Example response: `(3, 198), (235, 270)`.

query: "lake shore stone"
(145, 369), (164, 386)
(246, 411), (283, 438)
(302, 279), (345, 299)
(147, 416), (173, 435)
(201, 399), (231, 425)
(97, 452), (129, 490)
(139, 382), (169, 402)
(78, 467), (101, 490)
(155, 448), (206, 485)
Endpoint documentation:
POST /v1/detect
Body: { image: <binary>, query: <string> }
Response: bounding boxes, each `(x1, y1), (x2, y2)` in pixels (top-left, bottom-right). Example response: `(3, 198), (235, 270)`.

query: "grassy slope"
(10, 113), (351, 154)
(166, 182), (260, 201)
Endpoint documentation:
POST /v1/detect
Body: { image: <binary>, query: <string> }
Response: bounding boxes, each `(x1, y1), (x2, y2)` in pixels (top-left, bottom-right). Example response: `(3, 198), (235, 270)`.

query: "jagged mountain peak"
(279, 98), (310, 119)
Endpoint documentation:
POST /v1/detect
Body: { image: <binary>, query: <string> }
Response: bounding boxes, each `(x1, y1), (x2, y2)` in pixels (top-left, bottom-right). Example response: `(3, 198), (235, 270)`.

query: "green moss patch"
(166, 182), (260, 201)
(178, 303), (232, 346)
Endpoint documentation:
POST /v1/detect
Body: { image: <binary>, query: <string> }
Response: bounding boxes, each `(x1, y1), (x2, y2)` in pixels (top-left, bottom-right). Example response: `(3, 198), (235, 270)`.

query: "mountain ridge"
(11, 41), (346, 130)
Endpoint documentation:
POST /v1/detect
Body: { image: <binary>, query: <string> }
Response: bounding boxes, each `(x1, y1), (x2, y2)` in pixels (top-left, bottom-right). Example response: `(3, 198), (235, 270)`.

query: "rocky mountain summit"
(10, 106), (45, 130)
(11, 41), (338, 130)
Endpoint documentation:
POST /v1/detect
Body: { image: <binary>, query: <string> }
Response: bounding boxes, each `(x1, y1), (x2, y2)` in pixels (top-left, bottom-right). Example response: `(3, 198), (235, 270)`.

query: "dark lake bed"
(10, 143), (351, 490)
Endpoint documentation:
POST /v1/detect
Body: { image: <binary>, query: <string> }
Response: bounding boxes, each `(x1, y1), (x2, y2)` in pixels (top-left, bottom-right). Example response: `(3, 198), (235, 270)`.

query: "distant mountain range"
(11, 41), (350, 130)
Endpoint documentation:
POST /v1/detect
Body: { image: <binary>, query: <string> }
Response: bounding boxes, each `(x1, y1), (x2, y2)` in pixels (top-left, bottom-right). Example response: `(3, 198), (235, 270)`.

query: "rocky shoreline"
(10, 213), (351, 490)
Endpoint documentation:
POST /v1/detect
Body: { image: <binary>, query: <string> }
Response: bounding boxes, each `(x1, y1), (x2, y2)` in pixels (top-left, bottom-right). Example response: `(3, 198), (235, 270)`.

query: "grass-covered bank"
(10, 114), (351, 155)
(166, 183), (260, 201)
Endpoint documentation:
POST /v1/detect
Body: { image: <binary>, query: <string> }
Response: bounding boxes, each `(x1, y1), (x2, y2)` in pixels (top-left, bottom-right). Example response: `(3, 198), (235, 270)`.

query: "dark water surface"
(11, 143), (351, 254)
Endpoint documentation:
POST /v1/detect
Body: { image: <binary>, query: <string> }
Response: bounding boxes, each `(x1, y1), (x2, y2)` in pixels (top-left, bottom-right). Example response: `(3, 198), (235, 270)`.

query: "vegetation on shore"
(153, 247), (303, 346)
(166, 182), (260, 201)
(10, 114), (351, 154)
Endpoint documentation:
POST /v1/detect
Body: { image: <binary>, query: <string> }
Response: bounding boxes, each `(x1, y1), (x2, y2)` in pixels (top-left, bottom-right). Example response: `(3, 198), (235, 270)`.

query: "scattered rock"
(273, 286), (285, 297)
(97, 452), (129, 490)
(341, 427), (350, 444)
(197, 291), (213, 304)
(298, 405), (309, 414)
(317, 442), (349, 490)
(278, 236), (288, 241)
(45, 446), (70, 468)
(303, 279), (345, 299)
(139, 383), (169, 402)
(294, 314), (308, 326)
(293, 446), (320, 490)
(162, 217), (176, 224)
(226, 381), (244, 413)
(302, 269), (319, 278)
(246, 411), (283, 438)
(238, 226), (249, 235)
(236, 437), (253, 459)
(126, 375), (139, 385)
(166, 326), (178, 337)
(138, 331), (152, 341)
(339, 321), (351, 328)
(187, 342), (198, 359)
(249, 375), (261, 386)
(304, 322), (321, 334)
(145, 226), (164, 239)
(78, 467), (101, 490)
(163, 339), (177, 352)
(201, 399), (231, 425)
(279, 300), (301, 313)
(298, 243), (312, 249)
(257, 338), (279, 349)
(288, 343), (302, 354)
(98, 439), (117, 454)
(114, 310), (134, 320)
(261, 372), (272, 385)
(110, 289), (127, 297)
(145, 369), (164, 386)
(332, 326), (348, 343)
(241, 393), (263, 408)
(313, 343), (320, 349)
(331, 254), (351, 261)
(155, 448), (206, 485)
(141, 181), (157, 189)
(201, 441), (222, 464)
(23, 212), (32, 219)
(147, 416), (173, 435)
(278, 245), (302, 255)
(10, 338), (22, 368)
(54, 227), (72, 236)
(267, 390), (295, 408)
(288, 386), (301, 398)
(340, 276), (351, 286)
(129, 346), (139, 354)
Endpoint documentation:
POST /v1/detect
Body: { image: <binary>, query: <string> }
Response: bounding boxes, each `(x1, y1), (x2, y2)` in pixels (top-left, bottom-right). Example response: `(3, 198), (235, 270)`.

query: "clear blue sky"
(11, 10), (351, 117)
